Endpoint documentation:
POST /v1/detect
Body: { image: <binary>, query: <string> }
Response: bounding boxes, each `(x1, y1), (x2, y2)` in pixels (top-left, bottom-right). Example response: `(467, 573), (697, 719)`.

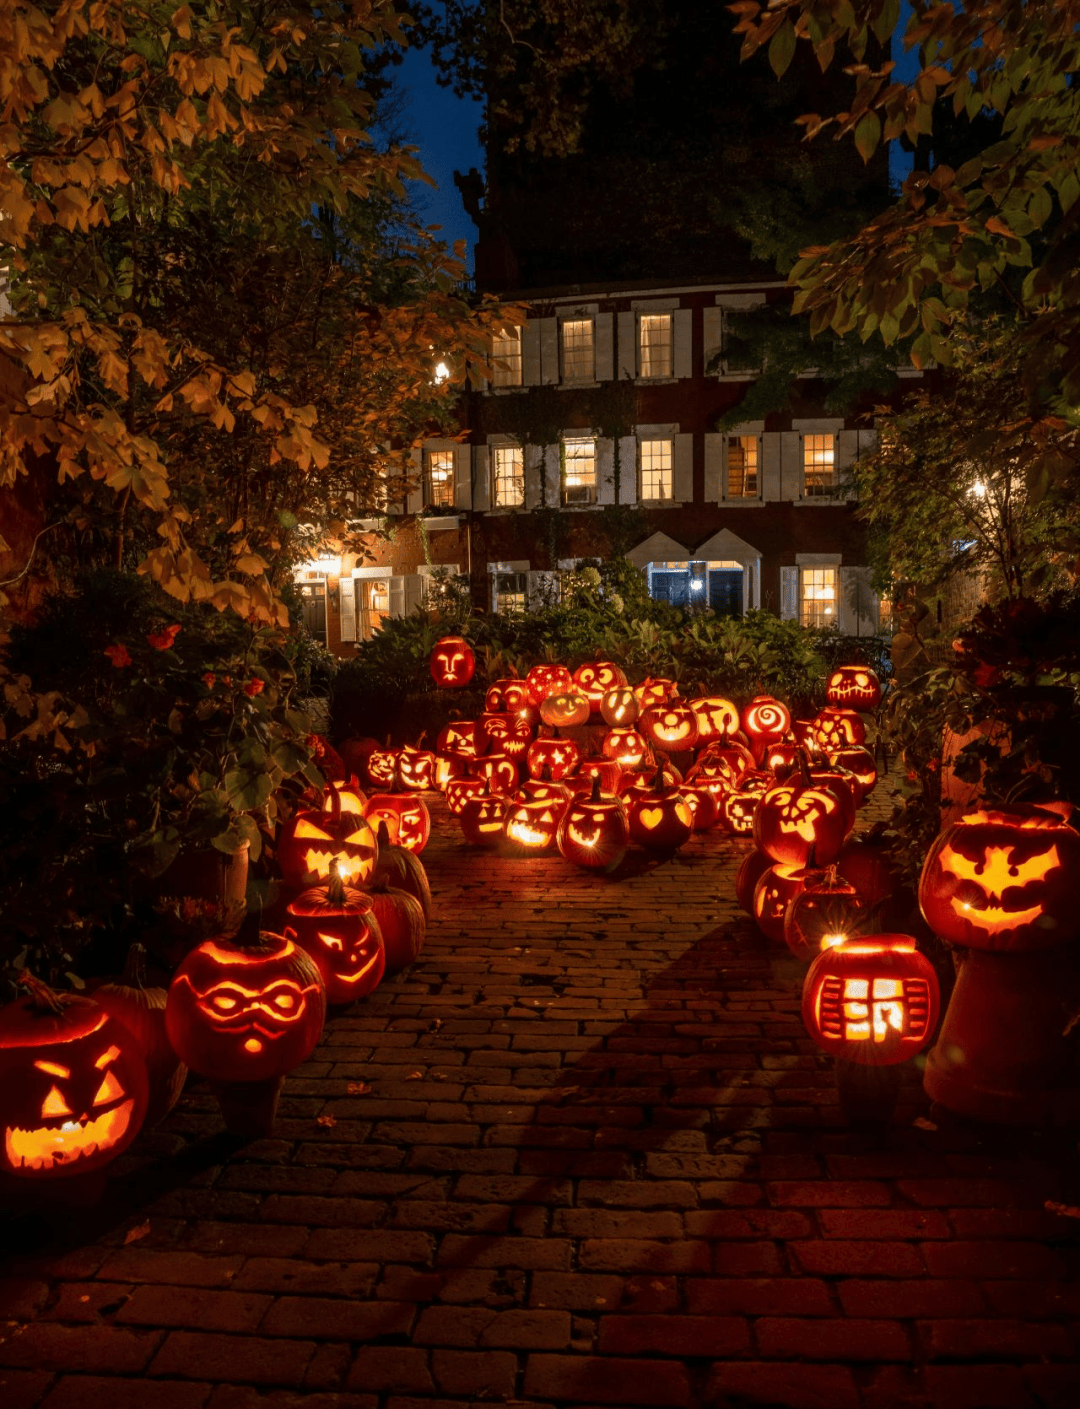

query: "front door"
(709, 569), (742, 618)
(299, 580), (327, 644)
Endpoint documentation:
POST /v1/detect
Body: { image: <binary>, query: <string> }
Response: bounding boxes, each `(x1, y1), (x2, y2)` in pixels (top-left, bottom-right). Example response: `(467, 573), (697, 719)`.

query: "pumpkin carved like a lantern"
(575, 758), (624, 795)
(639, 702), (699, 754)
(371, 821), (432, 921)
(600, 686), (640, 728)
(918, 806), (1080, 951)
(572, 660), (628, 713)
(276, 789), (379, 888)
(753, 755), (849, 868)
(602, 728), (651, 771)
(557, 776), (629, 871)
(525, 663), (573, 707)
(813, 705), (867, 751)
(526, 736), (580, 781)
(459, 784), (508, 846)
(503, 796), (564, 857)
(827, 745), (878, 803)
(364, 793), (431, 854)
(285, 861), (386, 1004)
(689, 696), (741, 746)
(627, 769), (694, 852)
(430, 635), (476, 688)
(826, 665), (882, 712)
(742, 696), (792, 745)
(0, 978), (150, 1179)
(802, 935), (940, 1064)
(486, 678), (532, 713)
(689, 740), (756, 787)
(480, 711), (534, 759)
(539, 691), (592, 729)
(446, 775), (488, 815)
(718, 771), (772, 835)
(366, 741), (399, 791)
(396, 741), (437, 792)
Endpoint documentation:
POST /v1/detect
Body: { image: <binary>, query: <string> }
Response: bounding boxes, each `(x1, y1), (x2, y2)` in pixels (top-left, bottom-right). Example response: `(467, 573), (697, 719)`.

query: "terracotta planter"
(146, 843), (249, 968)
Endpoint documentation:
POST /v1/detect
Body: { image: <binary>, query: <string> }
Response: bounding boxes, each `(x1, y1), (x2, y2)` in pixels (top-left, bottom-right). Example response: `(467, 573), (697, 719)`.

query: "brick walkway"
(2, 778), (1080, 1409)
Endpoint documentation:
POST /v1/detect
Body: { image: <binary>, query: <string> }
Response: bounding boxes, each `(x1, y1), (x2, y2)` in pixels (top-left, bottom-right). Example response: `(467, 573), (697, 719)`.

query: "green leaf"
(768, 20), (797, 79)
(853, 111), (882, 164)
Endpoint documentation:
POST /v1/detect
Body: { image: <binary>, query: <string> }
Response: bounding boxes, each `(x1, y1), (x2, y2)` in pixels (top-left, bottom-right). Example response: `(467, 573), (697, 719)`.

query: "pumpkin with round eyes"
(918, 806), (1080, 951)
(802, 935), (940, 1064)
(633, 676), (678, 709)
(276, 788), (379, 888)
(0, 978), (150, 1180)
(166, 929), (326, 1084)
(503, 795), (564, 857)
(826, 665), (882, 712)
(813, 705), (867, 751)
(602, 728), (650, 771)
(572, 660), (628, 712)
(469, 752), (519, 795)
(485, 678), (532, 713)
(762, 740), (801, 777)
(753, 765), (849, 868)
(627, 768), (694, 853)
(430, 635), (476, 688)
(446, 774), (489, 815)
(557, 775), (629, 871)
(365, 741), (399, 792)
(742, 696), (792, 744)
(689, 696), (741, 746)
(718, 770), (773, 836)
(459, 783), (509, 846)
(526, 736), (580, 781)
(539, 691), (592, 729)
(600, 686), (640, 728)
(364, 793), (431, 855)
(480, 711), (534, 760)
(366, 878), (426, 971)
(436, 720), (487, 761)
(396, 741), (437, 792)
(639, 702), (699, 754)
(754, 862), (824, 943)
(827, 745), (878, 803)
(783, 866), (865, 961)
(525, 663), (573, 707)
(285, 861), (386, 1004)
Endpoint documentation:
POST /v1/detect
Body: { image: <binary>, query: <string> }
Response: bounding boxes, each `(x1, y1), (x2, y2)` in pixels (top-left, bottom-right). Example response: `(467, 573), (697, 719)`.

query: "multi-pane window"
(640, 438), (673, 501)
(426, 449), (455, 507)
(563, 436), (597, 505)
(561, 319), (595, 381)
(639, 313), (673, 378)
(727, 436), (759, 497)
(492, 444), (524, 508)
(492, 571), (527, 614)
(800, 567), (838, 628)
(491, 326), (523, 387)
(803, 434), (836, 497)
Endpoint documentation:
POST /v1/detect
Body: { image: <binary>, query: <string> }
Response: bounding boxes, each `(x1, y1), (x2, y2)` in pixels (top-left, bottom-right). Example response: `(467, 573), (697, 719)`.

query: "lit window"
(492, 571), (527, 614)
(492, 444), (524, 508)
(562, 319), (595, 381)
(492, 327), (522, 388)
(426, 450), (455, 508)
(640, 314), (672, 378)
(727, 436), (759, 497)
(563, 436), (597, 505)
(801, 566), (837, 628)
(803, 434), (835, 497)
(640, 438), (673, 501)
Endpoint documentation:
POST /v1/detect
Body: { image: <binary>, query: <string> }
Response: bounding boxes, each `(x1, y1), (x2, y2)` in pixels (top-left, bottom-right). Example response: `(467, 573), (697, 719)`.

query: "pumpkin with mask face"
(826, 665), (882, 712)
(0, 977), (150, 1179)
(430, 635), (475, 688)
(166, 930), (326, 1084)
(285, 861), (386, 1004)
(557, 775), (629, 871)
(919, 806), (1080, 951)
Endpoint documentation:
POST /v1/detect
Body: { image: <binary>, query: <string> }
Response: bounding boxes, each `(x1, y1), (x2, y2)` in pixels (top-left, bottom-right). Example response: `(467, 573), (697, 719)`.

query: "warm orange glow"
(33, 1060), (71, 1079)
(5, 1099), (136, 1173)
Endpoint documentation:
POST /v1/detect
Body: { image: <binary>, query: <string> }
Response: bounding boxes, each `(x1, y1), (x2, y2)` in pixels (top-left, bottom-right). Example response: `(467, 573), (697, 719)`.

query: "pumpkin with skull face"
(600, 686), (640, 728)
(572, 660), (628, 713)
(166, 930), (326, 1083)
(430, 635), (476, 688)
(285, 861), (386, 1004)
(485, 678), (532, 713)
(526, 736), (580, 781)
(0, 981), (150, 1179)
(827, 665), (882, 712)
(639, 702), (700, 754)
(276, 787), (379, 888)
(525, 663), (573, 707)
(918, 806), (1080, 951)
(802, 935), (940, 1064)
(364, 793), (431, 855)
(557, 776), (629, 871)
(690, 696), (741, 746)
(813, 705), (867, 751)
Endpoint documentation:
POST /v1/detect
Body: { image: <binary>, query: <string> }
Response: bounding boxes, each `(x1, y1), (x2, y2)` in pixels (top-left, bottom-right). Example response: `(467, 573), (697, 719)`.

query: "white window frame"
(726, 434), (760, 500)
(638, 312), (673, 380)
(639, 435), (674, 503)
(491, 325), (523, 388)
(489, 559), (530, 615)
(491, 441), (525, 509)
(562, 435), (598, 506)
(802, 432), (836, 499)
(560, 316), (595, 383)
(425, 447), (456, 508)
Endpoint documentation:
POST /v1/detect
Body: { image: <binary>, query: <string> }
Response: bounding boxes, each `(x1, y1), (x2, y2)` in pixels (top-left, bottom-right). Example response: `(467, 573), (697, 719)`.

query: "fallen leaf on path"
(1045, 1200), (1080, 1218)
(405, 1070), (424, 1080)
(346, 1081), (371, 1095)
(123, 1221), (151, 1244)
(316, 1113), (337, 1128)
(912, 1117), (938, 1131)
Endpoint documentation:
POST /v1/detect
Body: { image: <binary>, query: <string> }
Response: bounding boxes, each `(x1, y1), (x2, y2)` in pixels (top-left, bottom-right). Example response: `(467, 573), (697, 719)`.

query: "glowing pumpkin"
(802, 936), (940, 1064)
(575, 758), (624, 795)
(918, 806), (1080, 951)
(762, 740), (801, 777)
(276, 791), (379, 888)
(364, 793), (431, 855)
(503, 796), (564, 857)
(572, 660), (628, 713)
(813, 705), (867, 751)
(633, 677), (677, 709)
(602, 728), (651, 771)
(445, 775), (488, 815)
(434, 755), (467, 792)
(679, 782), (721, 832)
(480, 710), (534, 759)
(285, 861), (386, 1004)
(627, 769), (694, 852)
(459, 784), (508, 845)
(430, 635), (476, 688)
(826, 665), (882, 712)
(639, 702), (699, 753)
(470, 753), (519, 795)
(525, 663), (573, 707)
(689, 695), (741, 746)
(366, 741), (399, 791)
(753, 755), (849, 867)
(783, 866), (866, 961)
(557, 776), (629, 871)
(526, 736), (580, 781)
(754, 862), (822, 943)
(718, 771), (773, 836)
(600, 686), (640, 728)
(689, 740), (755, 788)
(736, 849), (775, 916)
(166, 930), (326, 1084)
(827, 744), (879, 803)
(485, 678), (532, 713)
(0, 977), (149, 1179)
(742, 696), (792, 744)
(436, 720), (487, 761)
(539, 691), (591, 728)
(396, 741), (437, 792)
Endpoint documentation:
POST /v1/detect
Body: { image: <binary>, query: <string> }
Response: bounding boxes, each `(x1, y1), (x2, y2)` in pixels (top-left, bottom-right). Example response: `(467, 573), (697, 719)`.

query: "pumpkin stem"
(652, 763), (665, 791)
(590, 774), (602, 803)
(326, 858), (348, 905)
(416, 731), (427, 748)
(376, 820), (393, 849)
(796, 748), (813, 786)
(16, 971), (71, 1015)
(235, 905), (263, 950)
(121, 942), (149, 990)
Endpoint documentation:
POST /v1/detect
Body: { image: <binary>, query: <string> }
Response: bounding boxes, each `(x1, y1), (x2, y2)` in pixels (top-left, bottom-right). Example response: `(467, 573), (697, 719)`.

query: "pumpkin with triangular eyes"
(557, 776), (629, 871)
(826, 665), (881, 712)
(430, 635), (476, 688)
(396, 742), (437, 791)
(634, 676), (677, 709)
(436, 720), (487, 761)
(285, 861), (386, 1003)
(503, 796), (564, 856)
(688, 740), (755, 787)
(459, 784), (508, 846)
(0, 983), (150, 1180)
(276, 786), (379, 887)
(364, 793), (431, 855)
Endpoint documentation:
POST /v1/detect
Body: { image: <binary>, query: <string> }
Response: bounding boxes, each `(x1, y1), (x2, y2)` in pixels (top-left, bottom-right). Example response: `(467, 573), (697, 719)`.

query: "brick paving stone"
(38, 1377), (213, 1409)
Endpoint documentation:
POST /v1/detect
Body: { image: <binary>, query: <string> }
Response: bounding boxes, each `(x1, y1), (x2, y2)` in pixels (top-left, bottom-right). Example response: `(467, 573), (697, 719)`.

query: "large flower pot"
(923, 947), (1080, 1127)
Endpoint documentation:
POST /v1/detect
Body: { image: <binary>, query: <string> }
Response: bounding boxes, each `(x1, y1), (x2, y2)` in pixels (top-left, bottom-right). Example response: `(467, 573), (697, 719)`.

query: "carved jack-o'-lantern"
(827, 745), (879, 803)
(434, 755), (466, 792)
(783, 866), (865, 961)
(166, 930), (327, 1083)
(617, 760), (680, 799)
(575, 758), (624, 795)
(525, 663), (573, 707)
(718, 771), (773, 836)
(285, 861), (386, 1004)
(742, 696), (792, 743)
(736, 849), (776, 916)
(602, 728), (651, 771)
(639, 702), (700, 753)
(459, 784), (508, 846)
(762, 740), (801, 777)
(634, 676), (678, 709)
(430, 635), (476, 688)
(918, 806), (1080, 951)
(436, 720), (487, 761)
(679, 782), (721, 832)
(539, 691), (592, 729)
(276, 789), (379, 887)
(802, 935), (940, 1064)
(600, 686), (640, 728)
(480, 711), (534, 759)
(365, 741), (399, 791)
(557, 775), (629, 871)
(364, 793), (431, 854)
(573, 660), (628, 712)
(826, 665), (882, 712)
(753, 754), (849, 868)
(485, 678), (532, 714)
(754, 862), (822, 944)
(689, 740), (755, 789)
(627, 768), (694, 852)
(503, 796), (564, 856)
(813, 706), (867, 751)
(445, 774), (488, 815)
(690, 696), (741, 746)
(0, 979), (149, 1179)
(396, 741), (437, 791)
(527, 736), (580, 781)
(470, 752), (519, 795)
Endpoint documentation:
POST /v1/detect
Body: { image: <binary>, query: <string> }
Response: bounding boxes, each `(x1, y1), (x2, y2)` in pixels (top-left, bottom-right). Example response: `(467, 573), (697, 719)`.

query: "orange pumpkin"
(639, 702), (699, 753)
(364, 793), (431, 854)
(459, 784), (508, 846)
(503, 796), (565, 856)
(826, 665), (881, 712)
(783, 866), (865, 961)
(276, 788), (378, 888)
(485, 678), (532, 713)
(689, 695), (740, 746)
(802, 935), (940, 1064)
(539, 691), (591, 728)
(602, 728), (651, 770)
(480, 711), (534, 759)
(627, 768), (694, 852)
(557, 776), (629, 871)
(366, 879), (426, 972)
(436, 720), (487, 761)
(525, 663), (573, 707)
(813, 705), (867, 751)
(572, 660), (628, 712)
(526, 736), (580, 781)
(430, 635), (476, 688)
(285, 862), (386, 1003)
(600, 686), (640, 728)
(396, 741), (437, 792)
(753, 755), (849, 867)
(741, 696), (792, 743)
(93, 944), (187, 1127)
(633, 676), (678, 709)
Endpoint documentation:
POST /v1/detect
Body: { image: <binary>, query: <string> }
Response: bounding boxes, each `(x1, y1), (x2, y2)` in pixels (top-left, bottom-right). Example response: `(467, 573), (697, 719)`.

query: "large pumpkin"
(0, 978), (149, 1179)
(526, 736), (580, 781)
(689, 696), (741, 746)
(366, 880), (426, 972)
(93, 944), (187, 1127)
(285, 861), (386, 1004)
(802, 935), (940, 1064)
(485, 678), (532, 713)
(557, 776), (629, 871)
(572, 660), (627, 712)
(480, 710), (534, 759)
(918, 806), (1080, 951)
(166, 930), (326, 1083)
(276, 789), (378, 888)
(639, 702), (699, 754)
(525, 663), (573, 707)
(429, 635), (475, 688)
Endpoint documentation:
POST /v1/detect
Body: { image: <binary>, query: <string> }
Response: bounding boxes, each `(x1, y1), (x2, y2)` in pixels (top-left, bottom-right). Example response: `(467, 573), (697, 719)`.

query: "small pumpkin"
(741, 695), (792, 744)
(396, 740), (437, 792)
(459, 783), (508, 846)
(470, 752), (520, 795)
(600, 686), (640, 728)
(602, 727), (651, 771)
(627, 767), (694, 852)
(812, 705), (867, 751)
(633, 676), (677, 709)
(754, 862), (823, 944)
(689, 695), (741, 746)
(365, 739), (400, 791)
(367, 878), (426, 972)
(364, 793), (431, 855)
(446, 774), (489, 815)
(436, 719), (487, 761)
(485, 678), (532, 713)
